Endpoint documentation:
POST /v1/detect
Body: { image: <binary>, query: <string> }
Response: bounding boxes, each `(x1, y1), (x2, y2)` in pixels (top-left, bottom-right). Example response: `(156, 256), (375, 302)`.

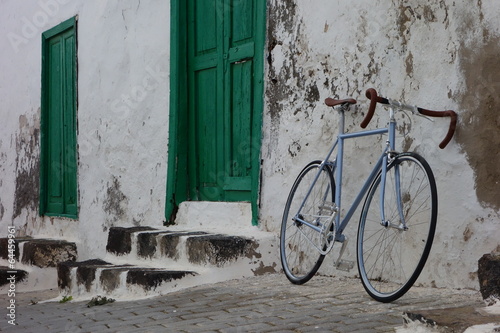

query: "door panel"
(188, 0), (257, 202)
(41, 17), (77, 218)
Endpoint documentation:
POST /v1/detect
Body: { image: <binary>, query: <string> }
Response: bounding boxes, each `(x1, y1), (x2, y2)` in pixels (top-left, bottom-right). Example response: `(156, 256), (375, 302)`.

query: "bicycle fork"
(379, 108), (408, 231)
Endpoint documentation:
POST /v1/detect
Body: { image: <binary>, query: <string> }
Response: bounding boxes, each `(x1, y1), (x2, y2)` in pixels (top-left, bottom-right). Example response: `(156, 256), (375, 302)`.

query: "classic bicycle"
(280, 88), (457, 302)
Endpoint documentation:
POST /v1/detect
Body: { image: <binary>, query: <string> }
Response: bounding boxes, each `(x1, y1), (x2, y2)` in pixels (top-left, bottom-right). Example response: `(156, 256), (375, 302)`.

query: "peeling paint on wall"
(13, 112), (40, 220)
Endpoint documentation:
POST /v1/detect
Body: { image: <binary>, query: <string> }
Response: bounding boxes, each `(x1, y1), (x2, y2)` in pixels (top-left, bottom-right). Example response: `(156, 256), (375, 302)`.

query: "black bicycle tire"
(280, 160), (335, 284)
(357, 152), (437, 302)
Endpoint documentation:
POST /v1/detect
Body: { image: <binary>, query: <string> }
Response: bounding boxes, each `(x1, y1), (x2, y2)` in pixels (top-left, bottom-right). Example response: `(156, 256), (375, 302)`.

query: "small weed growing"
(59, 296), (73, 303)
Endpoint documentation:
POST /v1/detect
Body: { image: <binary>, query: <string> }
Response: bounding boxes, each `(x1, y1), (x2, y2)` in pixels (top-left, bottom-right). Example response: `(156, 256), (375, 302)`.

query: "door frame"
(166, 0), (266, 225)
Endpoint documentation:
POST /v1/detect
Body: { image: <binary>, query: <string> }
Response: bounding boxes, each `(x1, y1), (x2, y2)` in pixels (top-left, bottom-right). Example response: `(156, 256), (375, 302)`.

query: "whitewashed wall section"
(260, 0), (500, 289)
(0, 0), (170, 260)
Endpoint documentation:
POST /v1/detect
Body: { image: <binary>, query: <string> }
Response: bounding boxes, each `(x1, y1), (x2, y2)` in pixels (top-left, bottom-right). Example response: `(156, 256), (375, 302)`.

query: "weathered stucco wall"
(1, 0), (499, 291)
(0, 0), (169, 260)
(261, 0), (500, 290)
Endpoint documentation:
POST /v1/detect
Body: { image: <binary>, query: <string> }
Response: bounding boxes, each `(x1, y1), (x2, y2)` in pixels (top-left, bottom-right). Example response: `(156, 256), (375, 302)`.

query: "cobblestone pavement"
(0, 273), (484, 333)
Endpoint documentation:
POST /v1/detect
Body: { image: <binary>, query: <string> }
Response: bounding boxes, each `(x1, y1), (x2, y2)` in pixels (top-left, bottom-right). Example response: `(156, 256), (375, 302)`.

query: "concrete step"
(57, 259), (197, 298)
(0, 266), (28, 286)
(57, 225), (278, 299)
(105, 227), (258, 268)
(0, 237), (77, 292)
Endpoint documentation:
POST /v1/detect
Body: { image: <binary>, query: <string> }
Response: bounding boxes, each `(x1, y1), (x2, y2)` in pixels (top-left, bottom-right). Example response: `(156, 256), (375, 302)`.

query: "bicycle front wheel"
(357, 152), (437, 302)
(280, 161), (335, 284)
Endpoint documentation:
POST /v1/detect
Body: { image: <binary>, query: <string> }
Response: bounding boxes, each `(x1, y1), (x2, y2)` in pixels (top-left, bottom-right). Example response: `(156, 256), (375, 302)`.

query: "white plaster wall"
(1, 0), (499, 292)
(261, 0), (500, 290)
(0, 0), (170, 260)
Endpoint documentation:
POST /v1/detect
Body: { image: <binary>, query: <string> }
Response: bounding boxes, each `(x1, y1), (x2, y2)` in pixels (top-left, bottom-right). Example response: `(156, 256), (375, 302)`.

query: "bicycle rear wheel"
(357, 152), (437, 302)
(280, 161), (335, 284)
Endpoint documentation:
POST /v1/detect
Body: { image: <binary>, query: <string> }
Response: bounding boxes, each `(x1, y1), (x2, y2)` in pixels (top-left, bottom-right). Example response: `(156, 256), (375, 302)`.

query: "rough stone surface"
(126, 269), (197, 290)
(160, 231), (207, 260)
(478, 253), (500, 300)
(405, 306), (500, 333)
(100, 268), (129, 293)
(21, 239), (77, 268)
(57, 259), (111, 291)
(0, 237), (31, 261)
(0, 266), (28, 286)
(187, 235), (253, 267)
(106, 226), (157, 255)
(137, 231), (163, 258)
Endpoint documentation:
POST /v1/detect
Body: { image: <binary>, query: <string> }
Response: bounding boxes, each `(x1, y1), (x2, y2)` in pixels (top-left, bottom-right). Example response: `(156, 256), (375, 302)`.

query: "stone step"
(56, 225), (278, 299)
(57, 259), (198, 298)
(0, 266), (28, 286)
(0, 237), (77, 292)
(105, 227), (257, 268)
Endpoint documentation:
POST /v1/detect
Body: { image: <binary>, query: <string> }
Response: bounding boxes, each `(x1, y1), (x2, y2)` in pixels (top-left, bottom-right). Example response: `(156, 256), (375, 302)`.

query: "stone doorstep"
(57, 259), (197, 295)
(106, 226), (258, 267)
(0, 237), (77, 268)
(57, 228), (266, 297)
(0, 237), (77, 289)
(404, 306), (500, 332)
(0, 266), (28, 286)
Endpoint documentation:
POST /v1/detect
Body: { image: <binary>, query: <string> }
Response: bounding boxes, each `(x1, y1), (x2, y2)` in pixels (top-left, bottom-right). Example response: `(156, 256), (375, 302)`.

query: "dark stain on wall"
(266, 0), (299, 125)
(13, 113), (40, 219)
(103, 176), (129, 222)
(455, 31), (500, 209)
(266, 0), (326, 128)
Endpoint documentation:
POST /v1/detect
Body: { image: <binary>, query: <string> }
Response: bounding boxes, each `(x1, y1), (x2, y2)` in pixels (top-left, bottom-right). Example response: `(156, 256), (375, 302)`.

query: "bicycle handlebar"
(363, 88), (458, 149)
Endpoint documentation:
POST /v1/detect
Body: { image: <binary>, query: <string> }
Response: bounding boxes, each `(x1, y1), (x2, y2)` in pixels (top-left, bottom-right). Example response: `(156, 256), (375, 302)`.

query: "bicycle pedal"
(336, 260), (355, 272)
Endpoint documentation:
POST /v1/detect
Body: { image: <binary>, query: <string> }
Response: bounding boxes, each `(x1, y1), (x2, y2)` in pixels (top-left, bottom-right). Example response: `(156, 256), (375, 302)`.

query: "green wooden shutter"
(40, 17), (78, 218)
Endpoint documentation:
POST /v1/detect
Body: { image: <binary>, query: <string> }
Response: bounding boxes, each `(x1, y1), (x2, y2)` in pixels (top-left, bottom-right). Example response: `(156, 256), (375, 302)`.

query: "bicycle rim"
(357, 152), (437, 302)
(280, 161), (334, 284)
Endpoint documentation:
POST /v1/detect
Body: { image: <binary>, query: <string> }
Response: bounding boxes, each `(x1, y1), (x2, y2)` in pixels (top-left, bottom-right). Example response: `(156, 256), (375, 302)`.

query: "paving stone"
(0, 274), (492, 332)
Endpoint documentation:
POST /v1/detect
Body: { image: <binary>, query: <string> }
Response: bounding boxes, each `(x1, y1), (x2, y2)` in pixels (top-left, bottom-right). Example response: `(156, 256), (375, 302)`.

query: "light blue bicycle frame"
(294, 104), (404, 244)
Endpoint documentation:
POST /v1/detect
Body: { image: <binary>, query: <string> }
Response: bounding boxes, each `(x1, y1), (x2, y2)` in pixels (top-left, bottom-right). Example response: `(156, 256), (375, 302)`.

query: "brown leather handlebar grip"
(361, 88), (378, 128)
(418, 108), (457, 149)
(362, 88), (389, 128)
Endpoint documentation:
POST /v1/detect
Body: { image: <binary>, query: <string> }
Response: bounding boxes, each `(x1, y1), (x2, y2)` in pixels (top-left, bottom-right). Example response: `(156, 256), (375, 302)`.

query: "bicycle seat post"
(337, 104), (348, 135)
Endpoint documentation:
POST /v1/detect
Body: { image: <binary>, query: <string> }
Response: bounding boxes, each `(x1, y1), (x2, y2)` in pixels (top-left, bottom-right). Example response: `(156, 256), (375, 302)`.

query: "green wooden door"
(187, 0), (263, 202)
(40, 17), (78, 218)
